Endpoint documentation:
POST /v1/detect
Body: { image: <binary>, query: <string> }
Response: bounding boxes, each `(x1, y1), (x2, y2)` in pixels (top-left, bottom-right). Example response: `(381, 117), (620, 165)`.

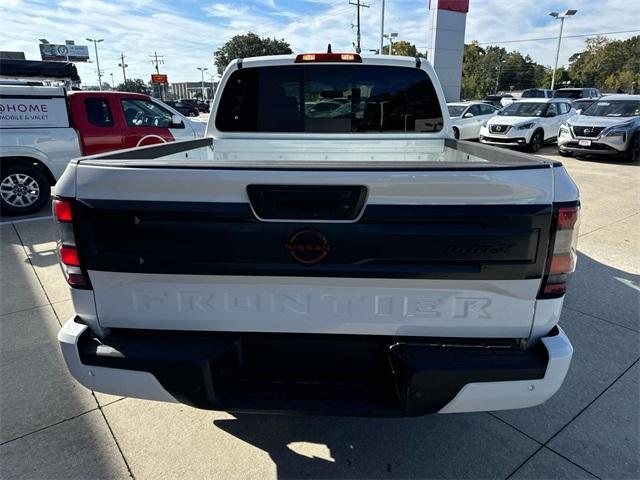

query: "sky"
(1, 0), (638, 86)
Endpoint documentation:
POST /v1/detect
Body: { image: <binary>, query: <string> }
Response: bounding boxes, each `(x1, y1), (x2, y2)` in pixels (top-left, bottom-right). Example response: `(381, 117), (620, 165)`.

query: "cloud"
(0, 0), (637, 85)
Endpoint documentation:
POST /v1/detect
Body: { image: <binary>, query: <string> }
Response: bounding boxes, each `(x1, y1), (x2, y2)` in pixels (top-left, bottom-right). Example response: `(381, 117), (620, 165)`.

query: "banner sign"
(0, 97), (69, 128)
(39, 44), (90, 62)
(151, 74), (168, 84)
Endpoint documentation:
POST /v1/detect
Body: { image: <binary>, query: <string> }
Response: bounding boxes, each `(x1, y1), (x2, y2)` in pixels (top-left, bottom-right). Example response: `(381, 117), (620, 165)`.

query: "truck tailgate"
(70, 163), (554, 338)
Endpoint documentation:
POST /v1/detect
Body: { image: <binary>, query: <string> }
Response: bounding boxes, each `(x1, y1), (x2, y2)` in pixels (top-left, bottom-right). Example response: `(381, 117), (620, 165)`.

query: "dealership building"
(170, 81), (216, 100)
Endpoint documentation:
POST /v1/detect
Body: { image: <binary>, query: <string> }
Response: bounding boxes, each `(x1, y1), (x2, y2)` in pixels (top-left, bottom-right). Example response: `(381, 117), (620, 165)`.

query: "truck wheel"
(453, 127), (460, 139)
(0, 165), (51, 215)
(625, 133), (639, 162)
(528, 130), (543, 153)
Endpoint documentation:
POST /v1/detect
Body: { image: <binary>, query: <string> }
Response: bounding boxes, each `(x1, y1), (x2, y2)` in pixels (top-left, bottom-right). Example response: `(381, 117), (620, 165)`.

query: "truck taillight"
(538, 205), (580, 299)
(53, 198), (73, 222)
(294, 53), (362, 63)
(54, 198), (89, 288)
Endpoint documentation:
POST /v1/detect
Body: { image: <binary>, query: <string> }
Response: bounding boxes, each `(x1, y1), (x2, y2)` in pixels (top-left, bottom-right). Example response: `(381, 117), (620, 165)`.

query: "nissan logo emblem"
(584, 128), (592, 134)
(284, 229), (331, 265)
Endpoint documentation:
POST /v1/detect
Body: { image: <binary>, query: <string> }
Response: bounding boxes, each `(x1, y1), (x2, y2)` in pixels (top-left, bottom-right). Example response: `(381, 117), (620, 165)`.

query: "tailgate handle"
(247, 185), (367, 221)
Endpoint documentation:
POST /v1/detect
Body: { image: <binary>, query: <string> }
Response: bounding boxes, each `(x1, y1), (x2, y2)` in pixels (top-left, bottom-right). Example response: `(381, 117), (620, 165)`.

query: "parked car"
(558, 94), (640, 161)
(571, 97), (599, 114)
(180, 98), (210, 114)
(57, 52), (579, 418)
(554, 88), (600, 100)
(0, 85), (203, 214)
(447, 101), (500, 139)
(196, 101), (210, 113)
(483, 93), (514, 108)
(165, 100), (199, 117)
(479, 98), (576, 152)
(521, 88), (554, 99)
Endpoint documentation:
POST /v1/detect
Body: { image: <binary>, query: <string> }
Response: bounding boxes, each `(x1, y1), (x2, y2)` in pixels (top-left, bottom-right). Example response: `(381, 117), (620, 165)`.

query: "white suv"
(480, 99), (575, 152)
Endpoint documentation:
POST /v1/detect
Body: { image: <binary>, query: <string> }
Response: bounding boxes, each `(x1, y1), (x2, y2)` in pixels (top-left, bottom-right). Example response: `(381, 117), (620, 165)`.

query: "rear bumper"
(58, 318), (572, 416)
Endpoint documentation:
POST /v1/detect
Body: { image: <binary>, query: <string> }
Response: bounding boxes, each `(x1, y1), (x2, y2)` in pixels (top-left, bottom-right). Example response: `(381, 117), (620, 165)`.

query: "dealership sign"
(39, 43), (90, 62)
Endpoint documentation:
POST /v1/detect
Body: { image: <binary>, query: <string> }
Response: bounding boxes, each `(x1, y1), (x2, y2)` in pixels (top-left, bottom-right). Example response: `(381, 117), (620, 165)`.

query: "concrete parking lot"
(1, 146), (638, 479)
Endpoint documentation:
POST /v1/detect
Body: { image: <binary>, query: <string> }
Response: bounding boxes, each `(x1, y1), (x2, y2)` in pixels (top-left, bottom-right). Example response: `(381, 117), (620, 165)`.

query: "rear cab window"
(84, 98), (113, 127)
(216, 64), (443, 133)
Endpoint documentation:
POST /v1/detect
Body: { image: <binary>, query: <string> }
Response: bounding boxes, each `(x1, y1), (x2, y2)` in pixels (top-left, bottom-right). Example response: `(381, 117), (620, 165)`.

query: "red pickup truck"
(0, 86), (205, 214)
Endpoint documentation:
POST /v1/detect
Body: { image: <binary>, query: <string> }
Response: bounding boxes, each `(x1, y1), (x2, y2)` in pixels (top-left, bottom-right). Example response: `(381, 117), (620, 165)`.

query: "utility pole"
(118, 53), (128, 83)
(150, 51), (164, 74)
(150, 51), (165, 100)
(349, 0), (369, 53)
(379, 0), (385, 55)
(86, 38), (104, 90)
(110, 73), (114, 89)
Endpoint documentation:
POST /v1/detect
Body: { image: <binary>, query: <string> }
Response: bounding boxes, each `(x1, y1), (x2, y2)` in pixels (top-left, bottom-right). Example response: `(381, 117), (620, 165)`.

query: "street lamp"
(86, 38), (104, 90)
(495, 59), (506, 93)
(196, 67), (208, 99)
(110, 73), (114, 89)
(548, 9), (578, 90)
(383, 32), (398, 55)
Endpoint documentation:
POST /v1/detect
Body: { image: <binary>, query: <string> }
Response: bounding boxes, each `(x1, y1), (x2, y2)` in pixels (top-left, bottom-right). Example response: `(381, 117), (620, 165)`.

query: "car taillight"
(53, 198), (89, 288)
(295, 53), (362, 63)
(538, 205), (580, 299)
(53, 198), (73, 222)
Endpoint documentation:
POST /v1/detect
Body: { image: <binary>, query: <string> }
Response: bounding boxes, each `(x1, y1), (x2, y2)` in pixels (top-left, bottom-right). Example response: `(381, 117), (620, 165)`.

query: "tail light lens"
(295, 53), (362, 63)
(538, 205), (580, 299)
(53, 198), (90, 288)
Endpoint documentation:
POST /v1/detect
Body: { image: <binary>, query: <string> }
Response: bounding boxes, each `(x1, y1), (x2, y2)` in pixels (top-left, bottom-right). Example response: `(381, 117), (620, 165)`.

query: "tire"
(625, 133), (639, 162)
(527, 130), (543, 153)
(453, 127), (460, 140)
(0, 165), (51, 215)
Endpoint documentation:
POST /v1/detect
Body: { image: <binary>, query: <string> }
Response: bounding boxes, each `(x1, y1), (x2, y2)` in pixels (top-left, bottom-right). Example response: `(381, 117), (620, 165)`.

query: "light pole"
(383, 32), (398, 55)
(548, 9), (577, 90)
(495, 59), (506, 93)
(196, 67), (208, 99)
(86, 38), (104, 90)
(110, 73), (114, 89)
(379, 0), (385, 55)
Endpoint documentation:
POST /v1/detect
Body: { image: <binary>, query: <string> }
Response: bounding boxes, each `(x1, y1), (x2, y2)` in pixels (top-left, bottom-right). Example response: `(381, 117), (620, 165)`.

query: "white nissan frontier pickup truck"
(56, 52), (579, 416)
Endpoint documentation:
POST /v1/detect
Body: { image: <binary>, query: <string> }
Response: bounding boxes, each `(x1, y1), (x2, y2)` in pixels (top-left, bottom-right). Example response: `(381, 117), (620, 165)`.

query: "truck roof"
(234, 53), (424, 70)
(0, 84), (66, 97)
(66, 90), (151, 99)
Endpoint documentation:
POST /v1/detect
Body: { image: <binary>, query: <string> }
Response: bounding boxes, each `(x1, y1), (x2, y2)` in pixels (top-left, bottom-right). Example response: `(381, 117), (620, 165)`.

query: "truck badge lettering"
(284, 229), (330, 265)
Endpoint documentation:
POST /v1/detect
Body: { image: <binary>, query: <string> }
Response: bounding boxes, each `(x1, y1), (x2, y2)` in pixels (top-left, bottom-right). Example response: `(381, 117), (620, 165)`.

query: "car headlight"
(516, 122), (535, 130)
(603, 122), (634, 139)
(559, 124), (571, 136)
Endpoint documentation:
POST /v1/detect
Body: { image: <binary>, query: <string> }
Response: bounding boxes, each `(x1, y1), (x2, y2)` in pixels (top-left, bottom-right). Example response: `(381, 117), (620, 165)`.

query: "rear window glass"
(85, 98), (113, 127)
(216, 65), (443, 133)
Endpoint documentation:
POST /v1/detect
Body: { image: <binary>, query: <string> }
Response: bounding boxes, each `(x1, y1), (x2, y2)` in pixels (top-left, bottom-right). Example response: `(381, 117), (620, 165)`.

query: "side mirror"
(463, 112), (474, 118)
(170, 114), (184, 127)
(576, 109), (582, 115)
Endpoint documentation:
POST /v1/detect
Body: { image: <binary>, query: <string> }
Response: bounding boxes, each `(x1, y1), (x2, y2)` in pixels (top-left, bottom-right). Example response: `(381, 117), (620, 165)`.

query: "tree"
(115, 79), (151, 94)
(381, 40), (423, 57)
(215, 33), (292, 74)
(568, 35), (640, 91)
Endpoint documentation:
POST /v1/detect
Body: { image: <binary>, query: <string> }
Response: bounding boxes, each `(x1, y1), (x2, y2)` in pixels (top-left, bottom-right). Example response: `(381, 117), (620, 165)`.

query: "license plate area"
(578, 139), (592, 147)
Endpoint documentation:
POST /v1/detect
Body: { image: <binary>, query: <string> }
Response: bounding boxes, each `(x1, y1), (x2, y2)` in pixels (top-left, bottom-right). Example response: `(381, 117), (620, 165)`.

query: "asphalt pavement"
(0, 146), (638, 479)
